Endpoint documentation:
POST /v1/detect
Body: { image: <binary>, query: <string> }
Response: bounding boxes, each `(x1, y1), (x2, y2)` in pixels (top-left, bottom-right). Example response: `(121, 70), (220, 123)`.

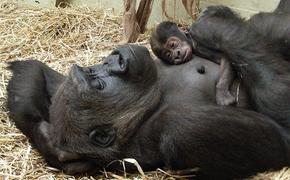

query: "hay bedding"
(0, 1), (289, 179)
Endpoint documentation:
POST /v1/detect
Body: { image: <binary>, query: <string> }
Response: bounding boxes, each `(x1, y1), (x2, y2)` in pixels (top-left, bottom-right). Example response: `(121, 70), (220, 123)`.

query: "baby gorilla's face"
(163, 36), (193, 64)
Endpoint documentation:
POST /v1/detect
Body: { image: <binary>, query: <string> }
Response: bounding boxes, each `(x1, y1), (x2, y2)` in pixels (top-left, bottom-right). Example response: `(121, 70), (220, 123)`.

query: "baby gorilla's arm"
(216, 57), (236, 105)
(190, 38), (236, 105)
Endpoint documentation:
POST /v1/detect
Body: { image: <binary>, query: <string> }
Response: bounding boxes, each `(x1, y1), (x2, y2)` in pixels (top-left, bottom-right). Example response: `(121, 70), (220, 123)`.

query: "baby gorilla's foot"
(216, 88), (236, 106)
(198, 6), (236, 21)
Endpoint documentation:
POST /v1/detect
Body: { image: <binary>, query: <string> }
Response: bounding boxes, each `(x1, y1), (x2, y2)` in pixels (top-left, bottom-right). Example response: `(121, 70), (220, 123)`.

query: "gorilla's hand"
(37, 121), (96, 174)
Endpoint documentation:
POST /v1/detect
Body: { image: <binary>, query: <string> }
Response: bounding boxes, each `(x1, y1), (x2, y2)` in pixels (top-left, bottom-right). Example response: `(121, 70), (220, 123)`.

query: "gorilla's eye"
(89, 127), (116, 147)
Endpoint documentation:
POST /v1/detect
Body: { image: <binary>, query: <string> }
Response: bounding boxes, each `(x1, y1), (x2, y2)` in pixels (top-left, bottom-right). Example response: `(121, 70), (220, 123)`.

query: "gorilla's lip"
(71, 65), (88, 84)
(72, 65), (96, 77)
(72, 64), (107, 90)
(72, 64), (84, 77)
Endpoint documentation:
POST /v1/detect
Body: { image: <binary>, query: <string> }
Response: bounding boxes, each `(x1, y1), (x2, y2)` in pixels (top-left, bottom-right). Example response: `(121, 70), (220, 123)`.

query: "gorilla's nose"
(89, 65), (105, 76)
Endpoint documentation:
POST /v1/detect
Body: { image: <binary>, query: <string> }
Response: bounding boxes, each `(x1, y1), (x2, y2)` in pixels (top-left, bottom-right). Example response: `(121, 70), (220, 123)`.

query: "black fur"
(275, 0), (290, 14)
(7, 43), (290, 179)
(7, 60), (64, 137)
(190, 5), (290, 130)
(7, 60), (65, 169)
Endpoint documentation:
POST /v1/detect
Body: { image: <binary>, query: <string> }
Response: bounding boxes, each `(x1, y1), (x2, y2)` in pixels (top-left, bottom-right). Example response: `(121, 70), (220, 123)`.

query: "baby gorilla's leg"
(216, 57), (236, 105)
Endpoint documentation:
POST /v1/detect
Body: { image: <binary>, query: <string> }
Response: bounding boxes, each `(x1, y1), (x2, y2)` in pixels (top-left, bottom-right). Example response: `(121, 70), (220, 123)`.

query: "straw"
(0, 1), (289, 179)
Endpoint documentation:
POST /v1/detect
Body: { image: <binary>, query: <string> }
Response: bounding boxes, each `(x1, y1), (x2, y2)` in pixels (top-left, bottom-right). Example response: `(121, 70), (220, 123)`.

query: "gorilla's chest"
(157, 57), (220, 104)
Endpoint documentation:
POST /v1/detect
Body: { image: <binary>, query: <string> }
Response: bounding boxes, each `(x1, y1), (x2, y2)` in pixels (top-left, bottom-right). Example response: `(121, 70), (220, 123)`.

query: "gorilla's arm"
(7, 60), (64, 136)
(7, 60), (95, 173)
(248, 14), (290, 60)
(189, 6), (290, 130)
(131, 104), (290, 179)
(275, 0), (290, 14)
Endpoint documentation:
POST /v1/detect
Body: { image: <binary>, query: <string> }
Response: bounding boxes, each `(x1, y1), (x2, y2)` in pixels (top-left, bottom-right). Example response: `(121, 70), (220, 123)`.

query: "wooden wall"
(17, 0), (280, 26)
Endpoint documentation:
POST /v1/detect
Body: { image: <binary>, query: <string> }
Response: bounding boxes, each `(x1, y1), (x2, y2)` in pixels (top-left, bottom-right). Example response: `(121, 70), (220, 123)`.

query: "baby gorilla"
(150, 21), (235, 106)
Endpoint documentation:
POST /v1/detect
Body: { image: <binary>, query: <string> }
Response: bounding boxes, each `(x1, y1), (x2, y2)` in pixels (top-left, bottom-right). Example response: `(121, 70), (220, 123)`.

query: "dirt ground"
(0, 1), (290, 179)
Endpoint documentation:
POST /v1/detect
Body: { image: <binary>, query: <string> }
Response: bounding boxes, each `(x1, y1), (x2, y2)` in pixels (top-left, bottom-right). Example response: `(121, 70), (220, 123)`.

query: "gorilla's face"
(51, 45), (160, 156)
(70, 45), (157, 102)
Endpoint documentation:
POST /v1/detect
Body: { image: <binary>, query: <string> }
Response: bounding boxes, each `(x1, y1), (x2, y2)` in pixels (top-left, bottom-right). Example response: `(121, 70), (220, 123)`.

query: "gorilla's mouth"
(71, 64), (105, 90)
(71, 64), (88, 84)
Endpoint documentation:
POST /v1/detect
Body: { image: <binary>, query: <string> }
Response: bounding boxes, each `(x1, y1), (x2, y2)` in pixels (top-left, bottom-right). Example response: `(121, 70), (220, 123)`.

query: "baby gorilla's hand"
(216, 87), (236, 106)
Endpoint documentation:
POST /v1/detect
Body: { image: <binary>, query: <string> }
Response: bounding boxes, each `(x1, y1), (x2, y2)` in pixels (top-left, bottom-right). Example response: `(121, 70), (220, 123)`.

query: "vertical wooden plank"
(16, 0), (282, 26)
(200, 0), (280, 17)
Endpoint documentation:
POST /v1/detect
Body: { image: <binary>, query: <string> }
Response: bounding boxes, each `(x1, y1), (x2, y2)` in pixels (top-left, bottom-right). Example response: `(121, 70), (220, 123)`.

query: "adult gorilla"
(7, 44), (290, 179)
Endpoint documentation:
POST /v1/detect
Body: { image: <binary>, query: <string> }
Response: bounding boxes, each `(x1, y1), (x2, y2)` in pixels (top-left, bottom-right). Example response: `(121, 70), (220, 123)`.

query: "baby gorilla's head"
(150, 21), (193, 65)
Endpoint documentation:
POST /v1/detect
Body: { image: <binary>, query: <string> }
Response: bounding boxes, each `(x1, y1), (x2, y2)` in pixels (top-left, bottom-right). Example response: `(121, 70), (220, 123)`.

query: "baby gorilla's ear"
(89, 125), (116, 147)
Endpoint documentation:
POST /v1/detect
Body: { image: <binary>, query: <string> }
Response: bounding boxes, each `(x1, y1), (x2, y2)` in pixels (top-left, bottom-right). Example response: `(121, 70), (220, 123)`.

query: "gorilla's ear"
(89, 126), (116, 147)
